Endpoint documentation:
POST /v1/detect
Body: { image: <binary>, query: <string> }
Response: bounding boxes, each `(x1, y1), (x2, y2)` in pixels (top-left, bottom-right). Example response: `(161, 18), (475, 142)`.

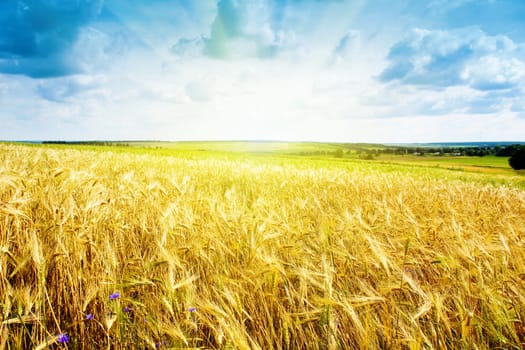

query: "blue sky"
(1, 0), (525, 142)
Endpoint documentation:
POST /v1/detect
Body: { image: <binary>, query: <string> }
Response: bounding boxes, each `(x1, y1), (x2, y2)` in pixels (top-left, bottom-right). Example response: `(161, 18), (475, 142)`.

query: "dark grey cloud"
(0, 0), (103, 78)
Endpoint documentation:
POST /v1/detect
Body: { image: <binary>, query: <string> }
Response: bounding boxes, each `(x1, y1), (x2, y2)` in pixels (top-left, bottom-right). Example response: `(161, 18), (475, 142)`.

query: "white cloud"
(380, 27), (524, 90)
(170, 0), (326, 62)
(462, 56), (525, 90)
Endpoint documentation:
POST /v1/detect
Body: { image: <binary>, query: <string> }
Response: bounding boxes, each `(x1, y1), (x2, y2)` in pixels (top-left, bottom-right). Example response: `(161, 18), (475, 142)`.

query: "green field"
(31, 141), (525, 188)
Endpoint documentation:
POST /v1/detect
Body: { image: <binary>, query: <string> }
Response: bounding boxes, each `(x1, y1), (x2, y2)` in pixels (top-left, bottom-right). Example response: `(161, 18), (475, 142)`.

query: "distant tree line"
(296, 143), (525, 160)
(379, 145), (525, 157)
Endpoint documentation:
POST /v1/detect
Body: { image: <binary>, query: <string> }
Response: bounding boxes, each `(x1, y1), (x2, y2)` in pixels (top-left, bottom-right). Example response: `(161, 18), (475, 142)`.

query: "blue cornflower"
(57, 333), (70, 343)
(123, 307), (132, 313)
(188, 307), (196, 312)
(109, 292), (120, 300)
(85, 313), (94, 320)
(155, 340), (167, 348)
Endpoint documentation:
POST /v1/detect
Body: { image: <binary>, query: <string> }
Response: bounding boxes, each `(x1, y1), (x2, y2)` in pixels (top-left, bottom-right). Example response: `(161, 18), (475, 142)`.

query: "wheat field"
(1, 143), (525, 349)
